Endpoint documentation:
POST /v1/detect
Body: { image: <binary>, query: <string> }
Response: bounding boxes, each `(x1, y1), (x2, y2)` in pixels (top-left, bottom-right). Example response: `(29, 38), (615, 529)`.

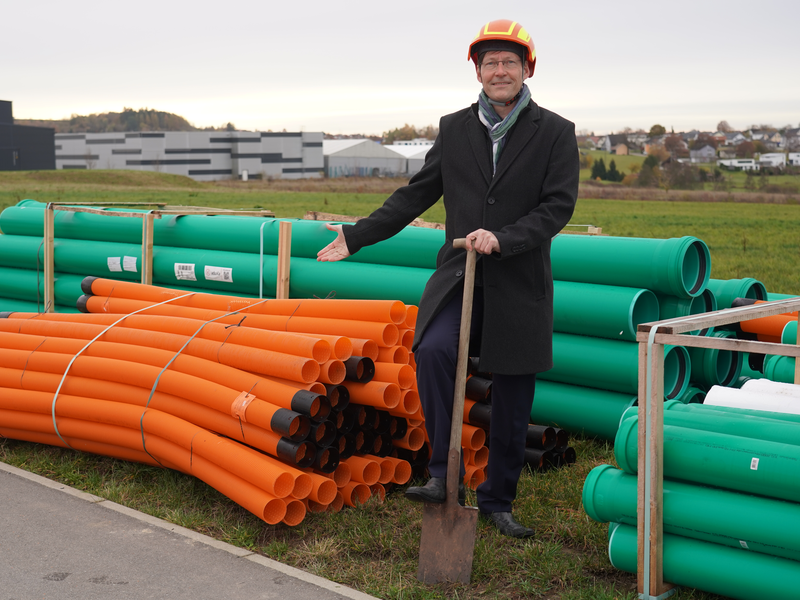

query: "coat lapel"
(489, 100), (540, 192)
(465, 108), (492, 186)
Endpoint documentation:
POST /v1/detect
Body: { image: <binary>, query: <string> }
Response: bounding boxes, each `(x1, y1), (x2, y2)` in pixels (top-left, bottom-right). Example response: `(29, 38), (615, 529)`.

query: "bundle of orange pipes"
(0, 277), (486, 525)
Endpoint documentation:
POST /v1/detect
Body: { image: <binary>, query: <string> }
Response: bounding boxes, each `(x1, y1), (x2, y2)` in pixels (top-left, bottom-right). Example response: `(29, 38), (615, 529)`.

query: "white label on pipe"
(205, 265), (233, 283)
(740, 540), (749, 549)
(175, 263), (196, 281)
(750, 457), (759, 470)
(107, 257), (122, 272)
(123, 256), (138, 272)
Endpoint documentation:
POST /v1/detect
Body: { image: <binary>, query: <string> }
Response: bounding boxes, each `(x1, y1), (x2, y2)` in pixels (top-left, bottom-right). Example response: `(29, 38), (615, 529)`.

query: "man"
(317, 19), (579, 538)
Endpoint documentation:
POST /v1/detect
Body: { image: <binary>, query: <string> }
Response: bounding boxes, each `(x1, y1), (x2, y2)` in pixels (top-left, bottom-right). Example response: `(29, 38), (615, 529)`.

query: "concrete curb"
(0, 460), (379, 600)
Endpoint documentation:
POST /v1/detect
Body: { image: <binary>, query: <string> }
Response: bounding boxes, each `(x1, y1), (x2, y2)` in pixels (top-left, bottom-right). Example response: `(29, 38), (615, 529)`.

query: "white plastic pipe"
(741, 378), (800, 399)
(704, 384), (800, 415)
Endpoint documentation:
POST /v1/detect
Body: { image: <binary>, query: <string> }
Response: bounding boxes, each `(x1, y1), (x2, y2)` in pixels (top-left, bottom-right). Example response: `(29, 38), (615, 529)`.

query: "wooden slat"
(141, 213), (155, 285)
(636, 341), (647, 595)
(637, 299), (800, 336)
(276, 221), (292, 299)
(43, 204), (55, 313)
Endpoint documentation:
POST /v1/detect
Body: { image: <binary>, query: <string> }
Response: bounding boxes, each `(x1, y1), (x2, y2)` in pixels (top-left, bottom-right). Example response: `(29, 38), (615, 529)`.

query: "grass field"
(1, 170), (798, 599)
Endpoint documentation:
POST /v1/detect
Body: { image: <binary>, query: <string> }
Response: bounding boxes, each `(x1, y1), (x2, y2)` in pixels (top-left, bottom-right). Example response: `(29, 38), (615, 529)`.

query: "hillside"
(14, 108), (227, 134)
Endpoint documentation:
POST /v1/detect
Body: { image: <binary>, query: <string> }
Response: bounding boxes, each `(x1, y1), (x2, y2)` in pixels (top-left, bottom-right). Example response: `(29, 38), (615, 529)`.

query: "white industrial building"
(717, 158), (759, 171)
(388, 143), (433, 176)
(55, 131), (324, 181)
(322, 139), (406, 178)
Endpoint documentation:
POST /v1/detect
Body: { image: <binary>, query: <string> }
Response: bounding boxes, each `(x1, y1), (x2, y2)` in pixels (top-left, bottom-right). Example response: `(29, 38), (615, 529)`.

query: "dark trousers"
(414, 290), (537, 513)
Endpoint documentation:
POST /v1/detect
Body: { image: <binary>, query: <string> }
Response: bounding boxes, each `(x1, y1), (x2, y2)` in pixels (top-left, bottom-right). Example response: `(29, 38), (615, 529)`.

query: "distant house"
(600, 134), (629, 153)
(689, 145), (717, 163)
(789, 152), (800, 166)
(725, 132), (747, 146)
(785, 129), (800, 150)
(718, 158), (759, 171)
(612, 143), (629, 155)
(758, 153), (787, 168)
(576, 135), (598, 149)
(718, 146), (737, 159)
(711, 131), (728, 144)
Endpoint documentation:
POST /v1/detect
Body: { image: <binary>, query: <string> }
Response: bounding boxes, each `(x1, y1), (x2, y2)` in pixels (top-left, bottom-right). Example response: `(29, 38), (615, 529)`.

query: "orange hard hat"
(468, 19), (536, 74)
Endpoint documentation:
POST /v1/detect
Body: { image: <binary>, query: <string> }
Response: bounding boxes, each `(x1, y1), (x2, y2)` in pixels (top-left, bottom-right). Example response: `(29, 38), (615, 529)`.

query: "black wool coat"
(342, 100), (579, 375)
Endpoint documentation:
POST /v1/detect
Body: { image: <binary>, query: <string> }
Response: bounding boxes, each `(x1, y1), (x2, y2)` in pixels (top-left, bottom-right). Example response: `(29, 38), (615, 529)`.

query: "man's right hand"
(316, 223), (351, 262)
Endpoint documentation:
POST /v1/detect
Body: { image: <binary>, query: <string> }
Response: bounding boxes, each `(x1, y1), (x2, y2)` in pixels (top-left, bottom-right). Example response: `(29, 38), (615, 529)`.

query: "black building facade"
(0, 100), (55, 171)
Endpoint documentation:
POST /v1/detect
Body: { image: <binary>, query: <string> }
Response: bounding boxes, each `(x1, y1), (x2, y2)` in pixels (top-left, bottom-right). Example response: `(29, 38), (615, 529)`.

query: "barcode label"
(205, 265), (233, 283)
(123, 256), (138, 272)
(750, 458), (759, 470)
(174, 263), (196, 281)
(107, 257), (122, 272)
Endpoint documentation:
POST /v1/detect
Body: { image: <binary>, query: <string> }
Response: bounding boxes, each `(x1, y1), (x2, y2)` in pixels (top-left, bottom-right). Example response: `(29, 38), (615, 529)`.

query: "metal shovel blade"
(417, 453), (479, 584)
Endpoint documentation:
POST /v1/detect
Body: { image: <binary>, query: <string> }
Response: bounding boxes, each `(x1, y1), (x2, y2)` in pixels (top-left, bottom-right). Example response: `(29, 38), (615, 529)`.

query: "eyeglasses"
(480, 59), (521, 72)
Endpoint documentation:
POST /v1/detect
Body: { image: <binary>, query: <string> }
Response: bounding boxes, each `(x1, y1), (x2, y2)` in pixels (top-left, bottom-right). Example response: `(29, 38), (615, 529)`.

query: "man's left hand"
(466, 229), (500, 255)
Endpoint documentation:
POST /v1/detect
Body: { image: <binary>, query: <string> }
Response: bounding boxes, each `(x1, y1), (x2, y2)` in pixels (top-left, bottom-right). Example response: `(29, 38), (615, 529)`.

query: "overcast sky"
(3, 0), (798, 136)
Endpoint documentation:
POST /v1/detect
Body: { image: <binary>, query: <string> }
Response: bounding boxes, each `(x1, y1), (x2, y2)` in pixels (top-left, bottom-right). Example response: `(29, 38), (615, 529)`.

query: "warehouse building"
(0, 100), (55, 171)
(323, 139), (406, 178)
(388, 142), (433, 176)
(55, 130), (324, 181)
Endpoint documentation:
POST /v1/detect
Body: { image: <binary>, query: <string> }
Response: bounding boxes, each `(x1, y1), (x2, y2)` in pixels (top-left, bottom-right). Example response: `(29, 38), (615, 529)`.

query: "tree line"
(16, 108), (235, 133)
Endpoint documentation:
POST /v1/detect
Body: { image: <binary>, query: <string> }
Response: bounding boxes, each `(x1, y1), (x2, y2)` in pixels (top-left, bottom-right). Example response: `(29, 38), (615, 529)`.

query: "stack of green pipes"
(0, 200), (440, 311)
(1, 200), (796, 441)
(582, 399), (800, 600)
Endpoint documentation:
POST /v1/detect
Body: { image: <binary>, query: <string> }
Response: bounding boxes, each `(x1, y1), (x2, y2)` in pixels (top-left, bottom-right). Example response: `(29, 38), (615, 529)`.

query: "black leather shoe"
(481, 511), (535, 539)
(404, 477), (466, 506)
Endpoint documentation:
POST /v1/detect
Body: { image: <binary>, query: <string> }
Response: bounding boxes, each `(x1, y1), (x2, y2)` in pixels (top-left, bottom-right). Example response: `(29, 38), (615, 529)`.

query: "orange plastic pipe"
(740, 313), (795, 338)
(375, 456), (395, 485)
(404, 305), (418, 329)
(82, 296), (401, 347)
(0, 389), (297, 499)
(1, 312), (333, 363)
(464, 465), (485, 490)
(398, 329), (414, 351)
(0, 400), (290, 525)
(292, 333), (353, 360)
(294, 470), (337, 505)
(381, 455), (412, 484)
(369, 483), (386, 502)
(473, 446), (489, 468)
(342, 455), (380, 486)
(376, 345), (409, 364)
(0, 329), (320, 384)
(0, 349), (305, 439)
(345, 381), (401, 410)
(330, 491), (344, 512)
(317, 359), (346, 385)
(373, 362), (415, 389)
(86, 278), (408, 324)
(0, 367), (313, 464)
(392, 426), (425, 451)
(461, 424), (486, 451)
(340, 481), (370, 507)
(282, 499), (307, 526)
(350, 338), (379, 361)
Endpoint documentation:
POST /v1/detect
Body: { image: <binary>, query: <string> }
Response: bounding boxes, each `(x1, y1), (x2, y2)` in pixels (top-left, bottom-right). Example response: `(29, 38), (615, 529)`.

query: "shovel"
(417, 238), (479, 585)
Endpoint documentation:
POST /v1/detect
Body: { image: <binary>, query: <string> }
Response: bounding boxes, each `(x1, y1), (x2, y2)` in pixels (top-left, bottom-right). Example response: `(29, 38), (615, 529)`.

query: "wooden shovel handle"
(445, 238), (477, 501)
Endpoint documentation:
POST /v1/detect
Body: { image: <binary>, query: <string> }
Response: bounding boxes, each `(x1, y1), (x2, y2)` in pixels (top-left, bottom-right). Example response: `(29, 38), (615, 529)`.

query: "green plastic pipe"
(0, 267), (87, 307)
(608, 523), (800, 600)
(655, 287), (717, 335)
(674, 384), (705, 403)
(553, 280), (659, 341)
(550, 234), (710, 298)
(763, 355), (797, 385)
(739, 355), (764, 378)
(616, 415), (800, 503)
(0, 199), (444, 269)
(540, 332), (690, 399)
(687, 330), (743, 387)
(622, 400), (800, 448)
(530, 380), (636, 441)
(0, 234), (433, 305)
(660, 398), (800, 425)
(768, 292), (800, 301)
(706, 277), (767, 309)
(584, 465), (800, 561)
(781, 321), (797, 345)
(0, 298), (81, 314)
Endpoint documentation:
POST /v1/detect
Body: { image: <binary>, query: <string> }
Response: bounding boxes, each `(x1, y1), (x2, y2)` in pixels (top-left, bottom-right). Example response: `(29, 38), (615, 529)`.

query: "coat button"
(456, 270), (463, 277)
(487, 197), (496, 204)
